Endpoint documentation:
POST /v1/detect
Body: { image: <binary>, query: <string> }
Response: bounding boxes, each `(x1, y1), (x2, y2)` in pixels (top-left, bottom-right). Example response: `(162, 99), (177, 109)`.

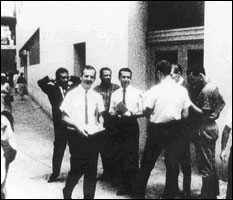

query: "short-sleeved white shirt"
(225, 109), (232, 129)
(60, 85), (105, 127)
(145, 76), (191, 124)
(109, 85), (143, 115)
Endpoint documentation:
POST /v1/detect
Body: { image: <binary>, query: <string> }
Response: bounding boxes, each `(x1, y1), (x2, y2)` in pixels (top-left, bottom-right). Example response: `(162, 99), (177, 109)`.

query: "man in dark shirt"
(94, 67), (120, 181)
(189, 70), (225, 199)
(37, 68), (80, 183)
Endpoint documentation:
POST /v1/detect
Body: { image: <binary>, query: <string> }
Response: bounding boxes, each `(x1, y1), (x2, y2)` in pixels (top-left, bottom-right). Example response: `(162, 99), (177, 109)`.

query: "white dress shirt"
(109, 85), (143, 116)
(145, 76), (191, 124)
(60, 85), (105, 128)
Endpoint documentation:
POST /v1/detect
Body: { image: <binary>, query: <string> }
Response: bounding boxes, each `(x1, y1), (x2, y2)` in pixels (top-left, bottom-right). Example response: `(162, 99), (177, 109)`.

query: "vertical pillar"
(128, 1), (148, 90)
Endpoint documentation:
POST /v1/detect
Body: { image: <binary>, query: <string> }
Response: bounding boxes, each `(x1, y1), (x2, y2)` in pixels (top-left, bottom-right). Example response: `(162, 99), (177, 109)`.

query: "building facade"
(16, 1), (232, 172)
(1, 1), (17, 75)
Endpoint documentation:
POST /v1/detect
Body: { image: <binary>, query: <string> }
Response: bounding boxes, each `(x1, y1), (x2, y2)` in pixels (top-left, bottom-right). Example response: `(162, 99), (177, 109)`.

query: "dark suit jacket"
(37, 76), (80, 129)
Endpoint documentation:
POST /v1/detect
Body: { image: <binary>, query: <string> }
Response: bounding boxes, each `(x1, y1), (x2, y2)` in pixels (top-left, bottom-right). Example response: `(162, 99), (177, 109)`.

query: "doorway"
(73, 42), (86, 77)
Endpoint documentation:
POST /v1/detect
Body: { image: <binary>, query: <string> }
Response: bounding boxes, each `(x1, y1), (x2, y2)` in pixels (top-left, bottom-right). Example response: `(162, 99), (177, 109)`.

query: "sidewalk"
(5, 95), (227, 199)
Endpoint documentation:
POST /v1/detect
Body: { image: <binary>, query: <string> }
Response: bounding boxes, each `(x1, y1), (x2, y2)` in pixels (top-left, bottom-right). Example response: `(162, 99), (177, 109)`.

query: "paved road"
(5, 95), (227, 199)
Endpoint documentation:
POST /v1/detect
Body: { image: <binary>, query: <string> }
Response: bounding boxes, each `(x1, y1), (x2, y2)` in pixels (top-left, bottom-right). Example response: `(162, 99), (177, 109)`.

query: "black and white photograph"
(1, 1), (232, 199)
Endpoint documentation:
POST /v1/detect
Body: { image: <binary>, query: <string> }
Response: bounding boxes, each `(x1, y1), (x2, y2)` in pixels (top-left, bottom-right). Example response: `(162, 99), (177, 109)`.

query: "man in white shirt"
(61, 65), (105, 199)
(1, 110), (17, 199)
(109, 68), (143, 196)
(133, 60), (191, 199)
(13, 70), (19, 94)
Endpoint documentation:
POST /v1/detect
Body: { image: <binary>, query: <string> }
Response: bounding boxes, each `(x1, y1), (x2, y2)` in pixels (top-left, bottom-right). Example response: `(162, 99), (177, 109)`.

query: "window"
(28, 29), (40, 65)
(148, 1), (204, 31)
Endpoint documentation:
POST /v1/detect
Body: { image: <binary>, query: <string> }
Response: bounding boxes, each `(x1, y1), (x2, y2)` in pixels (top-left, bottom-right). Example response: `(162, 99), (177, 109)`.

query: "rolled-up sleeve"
(60, 92), (73, 116)
(145, 88), (156, 110)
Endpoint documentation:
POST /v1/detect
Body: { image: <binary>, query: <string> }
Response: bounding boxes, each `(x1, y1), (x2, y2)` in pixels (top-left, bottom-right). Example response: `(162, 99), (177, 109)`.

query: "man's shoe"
(47, 175), (59, 183)
(63, 188), (71, 199)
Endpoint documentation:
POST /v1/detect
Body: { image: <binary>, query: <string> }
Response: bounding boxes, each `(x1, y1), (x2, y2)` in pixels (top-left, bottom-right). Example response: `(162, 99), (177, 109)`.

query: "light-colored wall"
(205, 1), (232, 176)
(16, 2), (133, 115)
(128, 1), (148, 91)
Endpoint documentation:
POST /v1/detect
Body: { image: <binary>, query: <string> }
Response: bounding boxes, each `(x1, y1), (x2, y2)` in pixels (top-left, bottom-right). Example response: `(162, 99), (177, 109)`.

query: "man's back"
(146, 77), (191, 123)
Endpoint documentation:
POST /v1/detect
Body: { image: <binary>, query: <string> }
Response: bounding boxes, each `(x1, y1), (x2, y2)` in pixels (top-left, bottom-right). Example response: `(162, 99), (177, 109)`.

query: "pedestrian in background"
(17, 72), (27, 100)
(38, 68), (80, 183)
(13, 70), (19, 94)
(1, 73), (13, 112)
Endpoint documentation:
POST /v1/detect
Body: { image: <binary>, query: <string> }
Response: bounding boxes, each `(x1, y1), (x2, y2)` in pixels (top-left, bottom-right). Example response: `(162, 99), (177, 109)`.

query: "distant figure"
(220, 109), (232, 199)
(170, 63), (186, 86)
(17, 73), (27, 100)
(1, 74), (12, 112)
(13, 71), (19, 94)
(1, 110), (17, 199)
(37, 68), (81, 183)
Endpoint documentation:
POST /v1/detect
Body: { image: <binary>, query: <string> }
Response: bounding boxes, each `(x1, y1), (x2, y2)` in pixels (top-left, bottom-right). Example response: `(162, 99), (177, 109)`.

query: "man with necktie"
(109, 68), (143, 196)
(61, 65), (105, 199)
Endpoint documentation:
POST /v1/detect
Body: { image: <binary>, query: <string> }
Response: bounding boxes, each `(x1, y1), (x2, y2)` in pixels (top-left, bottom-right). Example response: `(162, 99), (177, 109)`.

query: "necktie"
(123, 88), (126, 105)
(85, 90), (89, 125)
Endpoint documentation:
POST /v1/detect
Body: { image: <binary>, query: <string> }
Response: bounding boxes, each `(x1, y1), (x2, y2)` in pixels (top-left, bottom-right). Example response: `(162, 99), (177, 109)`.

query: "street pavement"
(5, 94), (227, 199)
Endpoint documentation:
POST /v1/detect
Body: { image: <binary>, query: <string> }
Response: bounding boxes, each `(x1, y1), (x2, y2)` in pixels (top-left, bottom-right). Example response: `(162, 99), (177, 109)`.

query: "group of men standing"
(37, 60), (230, 199)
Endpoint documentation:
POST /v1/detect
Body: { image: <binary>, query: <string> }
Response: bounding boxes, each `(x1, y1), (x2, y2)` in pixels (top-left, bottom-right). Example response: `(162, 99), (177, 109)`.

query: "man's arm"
(143, 107), (153, 119)
(220, 125), (231, 162)
(209, 88), (225, 120)
(62, 112), (88, 137)
(37, 76), (55, 94)
(69, 76), (81, 90)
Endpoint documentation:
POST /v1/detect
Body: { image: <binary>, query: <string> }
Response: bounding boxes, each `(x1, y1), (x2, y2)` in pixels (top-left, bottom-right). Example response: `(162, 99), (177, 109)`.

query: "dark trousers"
(164, 134), (191, 197)
(134, 121), (185, 198)
(115, 117), (139, 190)
(52, 125), (69, 177)
(64, 132), (100, 199)
(165, 121), (191, 196)
(195, 121), (219, 199)
(99, 129), (116, 178)
(227, 148), (232, 199)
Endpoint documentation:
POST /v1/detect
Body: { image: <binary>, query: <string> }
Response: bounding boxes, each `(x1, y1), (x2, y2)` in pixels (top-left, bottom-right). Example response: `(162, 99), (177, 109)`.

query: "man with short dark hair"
(109, 68), (143, 196)
(133, 60), (192, 199)
(94, 67), (120, 181)
(61, 65), (105, 199)
(37, 68), (80, 183)
(188, 70), (225, 199)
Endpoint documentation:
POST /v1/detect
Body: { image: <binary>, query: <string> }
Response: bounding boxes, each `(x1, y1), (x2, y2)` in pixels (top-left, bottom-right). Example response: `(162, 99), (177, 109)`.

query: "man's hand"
(220, 150), (228, 162)
(73, 124), (89, 138)
(123, 111), (132, 117)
